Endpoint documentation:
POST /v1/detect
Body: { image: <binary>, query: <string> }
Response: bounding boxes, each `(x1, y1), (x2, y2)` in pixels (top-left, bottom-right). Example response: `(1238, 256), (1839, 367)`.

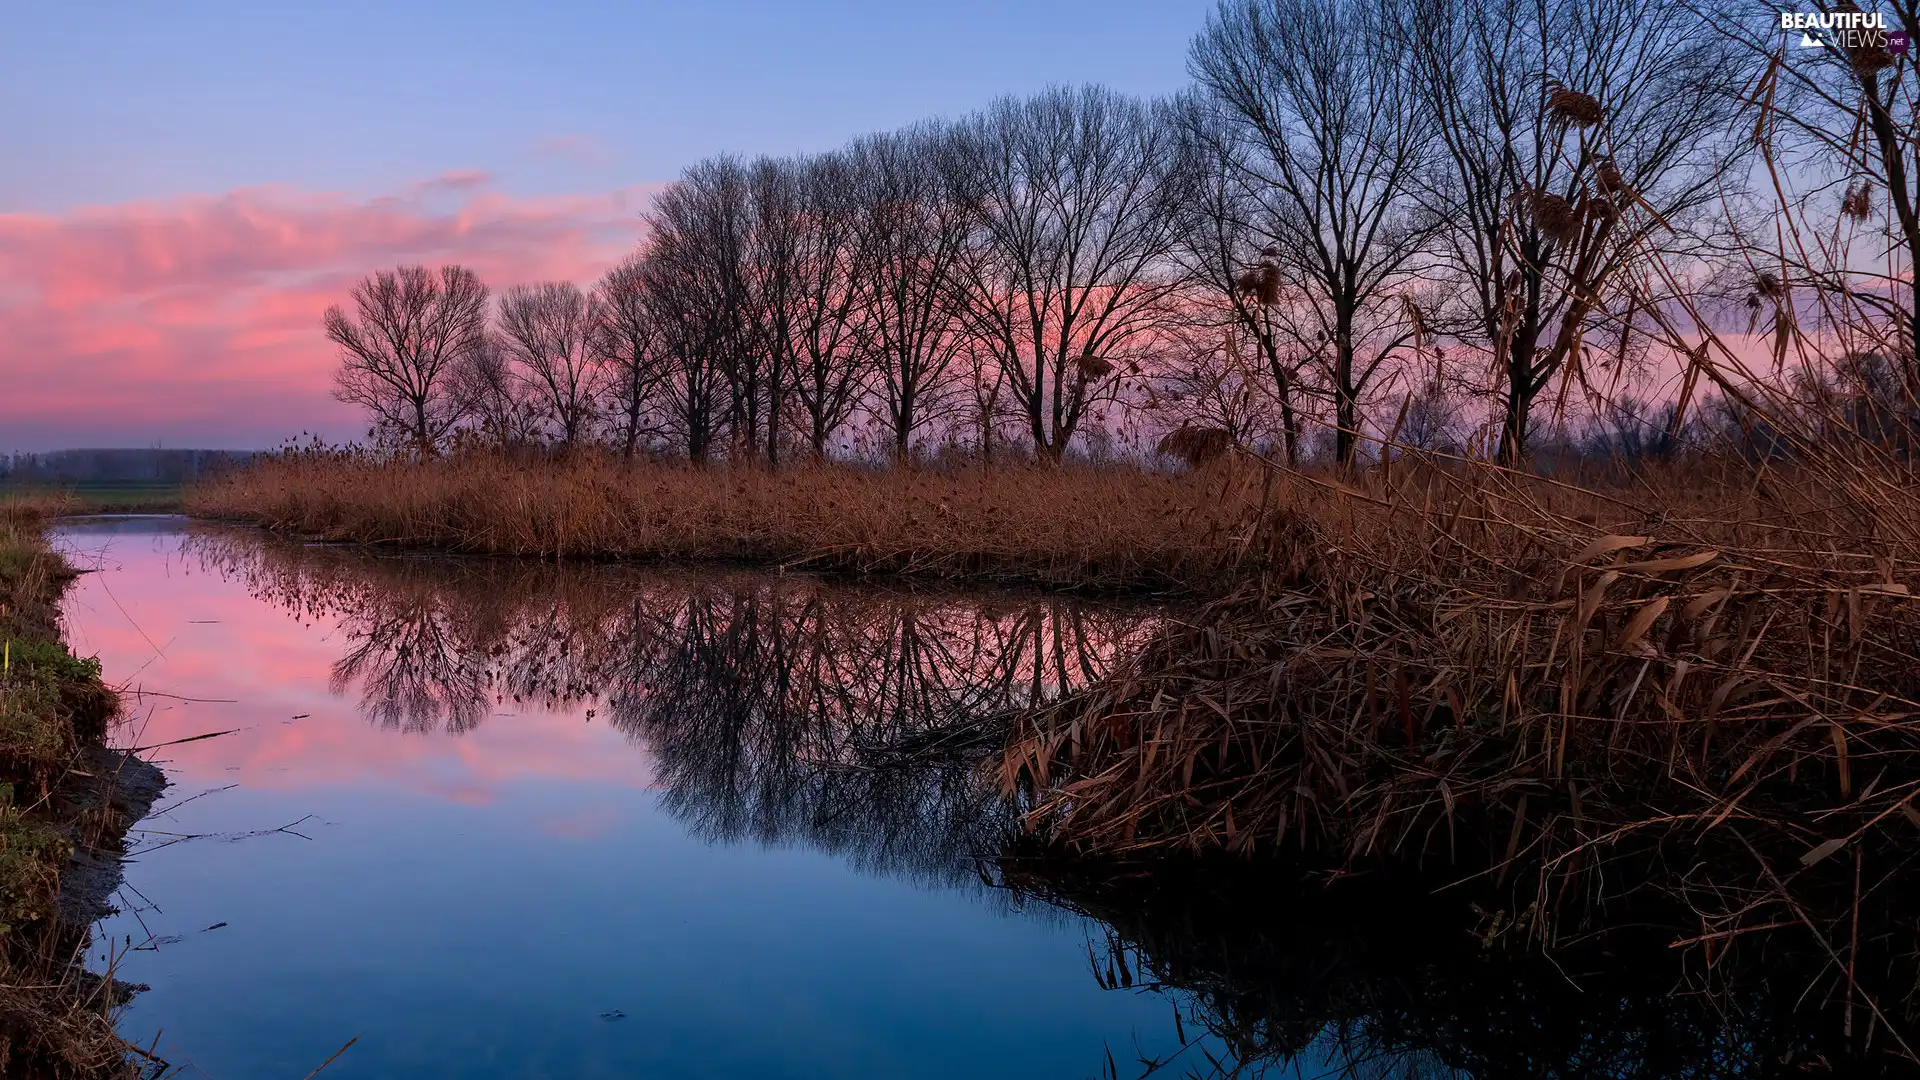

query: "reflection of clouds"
(184, 526), (1165, 888)
(57, 523), (653, 802)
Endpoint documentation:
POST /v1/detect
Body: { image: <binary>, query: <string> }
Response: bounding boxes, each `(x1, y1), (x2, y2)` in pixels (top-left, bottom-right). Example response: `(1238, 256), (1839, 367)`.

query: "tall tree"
(847, 124), (974, 462)
(496, 281), (605, 450)
(1400, 0), (1747, 462)
(747, 157), (802, 463)
(1168, 94), (1305, 465)
(1192, 0), (1439, 469)
(950, 85), (1185, 462)
(593, 257), (670, 459)
(644, 161), (756, 461)
(326, 264), (489, 454)
(783, 152), (871, 458)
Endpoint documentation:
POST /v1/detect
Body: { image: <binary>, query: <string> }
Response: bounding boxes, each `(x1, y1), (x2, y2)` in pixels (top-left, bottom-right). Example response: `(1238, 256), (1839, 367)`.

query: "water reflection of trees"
(188, 527), (1161, 882)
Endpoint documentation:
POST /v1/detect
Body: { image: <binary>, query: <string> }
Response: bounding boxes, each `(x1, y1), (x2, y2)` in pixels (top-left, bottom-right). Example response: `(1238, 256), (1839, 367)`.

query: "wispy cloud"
(0, 178), (656, 450)
(409, 168), (497, 196)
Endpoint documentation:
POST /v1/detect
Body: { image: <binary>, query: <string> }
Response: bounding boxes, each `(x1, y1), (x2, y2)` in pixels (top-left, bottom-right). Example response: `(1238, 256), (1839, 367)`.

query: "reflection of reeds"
(185, 450), (1270, 594)
(1004, 453), (1920, 1058)
(1001, 851), (1896, 1078)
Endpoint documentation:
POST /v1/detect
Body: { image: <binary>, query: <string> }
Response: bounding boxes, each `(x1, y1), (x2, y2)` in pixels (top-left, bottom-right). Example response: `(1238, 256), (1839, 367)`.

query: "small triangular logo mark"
(1800, 30), (1826, 47)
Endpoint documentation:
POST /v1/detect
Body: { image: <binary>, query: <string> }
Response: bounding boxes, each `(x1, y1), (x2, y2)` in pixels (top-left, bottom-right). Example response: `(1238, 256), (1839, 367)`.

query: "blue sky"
(3, 0), (1215, 210)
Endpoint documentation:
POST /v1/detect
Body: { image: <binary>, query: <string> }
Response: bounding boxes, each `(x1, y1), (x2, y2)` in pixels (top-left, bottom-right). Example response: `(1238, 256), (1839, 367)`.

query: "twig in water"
(149, 783), (238, 818)
(130, 729), (241, 753)
(121, 689), (239, 704)
(299, 1036), (359, 1080)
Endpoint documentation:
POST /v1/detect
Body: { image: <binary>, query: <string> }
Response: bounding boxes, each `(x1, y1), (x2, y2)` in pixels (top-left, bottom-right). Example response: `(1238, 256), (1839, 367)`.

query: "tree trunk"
(1497, 322), (1543, 466)
(1258, 328), (1299, 468)
(892, 388), (914, 466)
(1333, 313), (1359, 470)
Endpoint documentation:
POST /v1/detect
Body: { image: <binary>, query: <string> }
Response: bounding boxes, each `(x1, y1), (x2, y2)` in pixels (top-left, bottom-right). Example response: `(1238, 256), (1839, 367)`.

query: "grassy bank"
(186, 449), (1276, 594)
(0, 496), (150, 1078)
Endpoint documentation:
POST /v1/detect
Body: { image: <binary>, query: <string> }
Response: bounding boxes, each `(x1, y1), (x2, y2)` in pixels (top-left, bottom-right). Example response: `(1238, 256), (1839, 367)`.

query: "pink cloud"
(0, 178), (658, 449)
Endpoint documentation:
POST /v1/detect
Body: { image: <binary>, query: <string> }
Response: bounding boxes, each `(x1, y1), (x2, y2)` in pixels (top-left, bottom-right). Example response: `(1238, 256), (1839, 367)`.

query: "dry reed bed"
(1002, 455), (1920, 1045)
(187, 450), (1274, 593)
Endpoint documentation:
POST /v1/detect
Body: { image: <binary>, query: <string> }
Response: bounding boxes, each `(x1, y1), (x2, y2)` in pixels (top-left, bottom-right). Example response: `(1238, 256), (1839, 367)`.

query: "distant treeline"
(1, 448), (259, 486)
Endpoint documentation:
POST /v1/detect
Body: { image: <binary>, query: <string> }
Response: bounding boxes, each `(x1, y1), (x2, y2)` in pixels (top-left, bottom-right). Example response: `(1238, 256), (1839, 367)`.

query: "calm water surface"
(55, 517), (1209, 1080)
(55, 519), (1858, 1079)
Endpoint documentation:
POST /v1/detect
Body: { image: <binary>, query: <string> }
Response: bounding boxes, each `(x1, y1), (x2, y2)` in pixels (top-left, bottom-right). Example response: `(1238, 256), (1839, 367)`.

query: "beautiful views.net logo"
(1781, 9), (1910, 54)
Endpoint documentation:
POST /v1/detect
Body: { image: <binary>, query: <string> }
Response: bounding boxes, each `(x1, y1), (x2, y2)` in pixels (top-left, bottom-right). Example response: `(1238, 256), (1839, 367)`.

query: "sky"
(1, 0), (1213, 452)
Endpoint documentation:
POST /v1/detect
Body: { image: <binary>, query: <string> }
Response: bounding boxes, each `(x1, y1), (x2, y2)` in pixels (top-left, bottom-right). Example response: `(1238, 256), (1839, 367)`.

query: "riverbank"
(0, 497), (158, 1078)
(185, 449), (1278, 594)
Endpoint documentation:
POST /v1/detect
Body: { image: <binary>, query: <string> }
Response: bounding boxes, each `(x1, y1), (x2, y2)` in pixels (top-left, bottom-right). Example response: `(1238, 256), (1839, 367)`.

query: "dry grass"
(186, 448), (1276, 594)
(1002, 448), (1920, 1056)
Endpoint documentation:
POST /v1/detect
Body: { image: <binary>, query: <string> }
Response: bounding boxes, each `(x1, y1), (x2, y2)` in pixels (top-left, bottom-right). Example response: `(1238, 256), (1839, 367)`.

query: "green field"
(0, 481), (184, 513)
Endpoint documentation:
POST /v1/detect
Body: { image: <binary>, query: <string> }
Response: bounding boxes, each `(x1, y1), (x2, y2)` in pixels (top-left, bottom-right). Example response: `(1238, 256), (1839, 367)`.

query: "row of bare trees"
(326, 263), (661, 456)
(330, 0), (1909, 468)
(593, 86), (1189, 465)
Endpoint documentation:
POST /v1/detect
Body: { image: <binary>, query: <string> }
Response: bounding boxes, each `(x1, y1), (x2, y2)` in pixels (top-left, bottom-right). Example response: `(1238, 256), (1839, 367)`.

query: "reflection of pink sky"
(58, 530), (657, 804)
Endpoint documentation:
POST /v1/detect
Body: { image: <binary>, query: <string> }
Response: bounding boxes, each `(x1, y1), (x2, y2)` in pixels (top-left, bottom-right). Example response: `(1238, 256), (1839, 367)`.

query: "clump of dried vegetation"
(1001, 436), (1920, 1054)
(186, 449), (1276, 594)
(0, 496), (146, 1078)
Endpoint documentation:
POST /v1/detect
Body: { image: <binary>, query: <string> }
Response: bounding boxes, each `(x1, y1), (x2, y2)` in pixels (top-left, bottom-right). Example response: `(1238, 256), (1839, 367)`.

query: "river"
(54, 516), (1222, 1079)
(61, 517), (1842, 1079)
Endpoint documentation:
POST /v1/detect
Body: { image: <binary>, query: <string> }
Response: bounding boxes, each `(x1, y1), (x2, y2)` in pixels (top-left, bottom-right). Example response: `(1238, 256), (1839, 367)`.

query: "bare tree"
(746, 157), (803, 463)
(646, 159), (760, 460)
(452, 336), (543, 449)
(593, 257), (670, 459)
(950, 85), (1186, 462)
(635, 229), (731, 463)
(1399, 0), (1749, 462)
(848, 124), (974, 462)
(1192, 0), (1441, 469)
(496, 281), (605, 450)
(326, 264), (489, 454)
(1168, 94), (1306, 464)
(779, 152), (871, 458)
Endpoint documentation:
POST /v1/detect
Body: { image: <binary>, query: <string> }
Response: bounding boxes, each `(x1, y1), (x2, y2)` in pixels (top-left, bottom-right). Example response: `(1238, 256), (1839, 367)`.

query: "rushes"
(185, 448), (1276, 594)
(1002, 453), (1920, 1038)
